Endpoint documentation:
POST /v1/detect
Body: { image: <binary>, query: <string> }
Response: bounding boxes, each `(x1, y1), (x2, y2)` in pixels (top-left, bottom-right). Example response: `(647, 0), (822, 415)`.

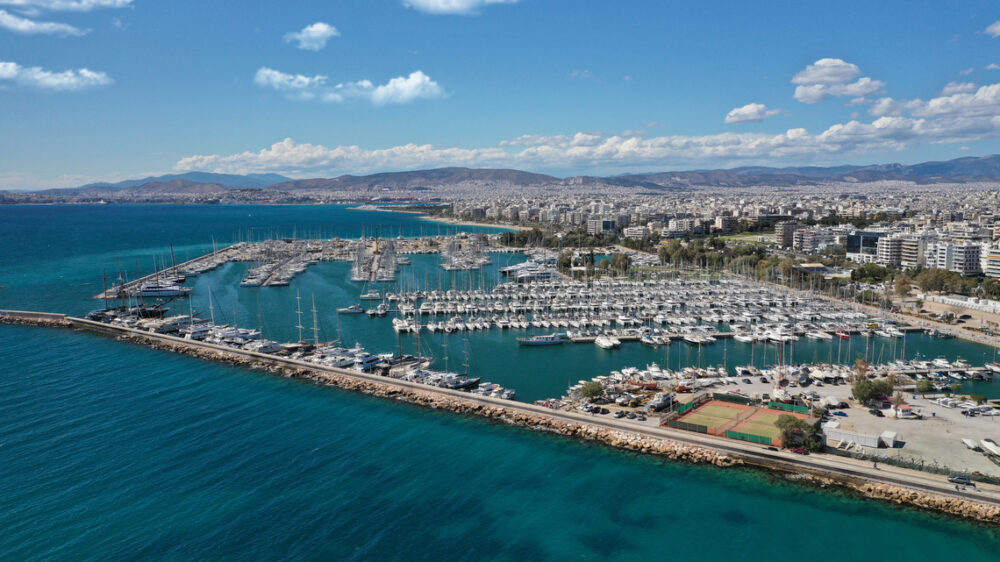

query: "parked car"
(868, 408), (884, 417)
(788, 448), (809, 455)
(742, 378), (752, 384)
(759, 377), (769, 384)
(626, 412), (636, 420)
(832, 411), (847, 417)
(948, 475), (972, 486)
(613, 410), (625, 418)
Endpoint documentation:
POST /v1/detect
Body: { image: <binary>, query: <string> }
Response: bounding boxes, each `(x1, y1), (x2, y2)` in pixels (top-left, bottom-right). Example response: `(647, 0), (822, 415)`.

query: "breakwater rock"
(0, 312), (70, 328)
(106, 330), (1000, 525)
(115, 332), (742, 468)
(852, 482), (1000, 524)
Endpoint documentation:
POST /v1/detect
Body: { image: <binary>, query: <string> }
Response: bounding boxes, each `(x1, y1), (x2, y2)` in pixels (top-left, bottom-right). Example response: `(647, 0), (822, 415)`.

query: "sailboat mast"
(296, 290), (304, 343)
(312, 293), (320, 345)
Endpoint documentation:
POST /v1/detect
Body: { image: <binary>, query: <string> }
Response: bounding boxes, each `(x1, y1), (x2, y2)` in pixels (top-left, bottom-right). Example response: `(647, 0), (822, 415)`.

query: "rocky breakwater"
(105, 330), (1000, 525)
(851, 482), (1000, 524)
(0, 311), (70, 328)
(114, 331), (743, 469)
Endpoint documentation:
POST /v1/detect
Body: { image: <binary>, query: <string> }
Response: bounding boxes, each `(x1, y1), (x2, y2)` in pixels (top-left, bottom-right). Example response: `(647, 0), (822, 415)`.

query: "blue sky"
(3, 0), (1000, 189)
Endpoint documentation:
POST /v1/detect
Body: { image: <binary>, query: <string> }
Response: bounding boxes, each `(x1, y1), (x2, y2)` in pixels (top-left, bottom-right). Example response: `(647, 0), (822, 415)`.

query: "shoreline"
(3, 311), (1000, 525)
(361, 206), (531, 231)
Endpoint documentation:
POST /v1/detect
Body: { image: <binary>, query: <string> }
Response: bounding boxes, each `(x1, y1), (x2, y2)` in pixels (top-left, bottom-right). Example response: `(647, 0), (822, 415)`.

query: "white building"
(622, 226), (650, 240)
(928, 241), (982, 276)
(983, 244), (1000, 279)
(875, 236), (904, 267)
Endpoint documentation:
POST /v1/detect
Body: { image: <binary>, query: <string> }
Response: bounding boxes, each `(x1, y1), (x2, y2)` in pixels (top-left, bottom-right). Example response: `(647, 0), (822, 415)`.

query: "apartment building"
(876, 236), (904, 267)
(927, 241), (982, 276)
(774, 221), (801, 248)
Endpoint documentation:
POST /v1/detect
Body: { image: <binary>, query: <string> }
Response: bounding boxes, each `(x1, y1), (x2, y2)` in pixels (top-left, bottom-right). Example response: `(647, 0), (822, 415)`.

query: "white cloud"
(283, 22), (339, 51)
(0, 60), (111, 90)
(570, 69), (595, 80)
(170, 117), (996, 177)
(724, 102), (779, 123)
(794, 76), (884, 103)
(371, 71), (444, 104)
(988, 63), (1000, 70)
(791, 58), (861, 85)
(868, 97), (919, 117)
(0, 8), (85, 34)
(254, 67), (444, 105)
(791, 58), (884, 103)
(254, 67), (327, 100)
(401, 0), (517, 15)
(940, 81), (977, 95)
(959, 67), (974, 76)
(986, 20), (1000, 38)
(179, 73), (1000, 177)
(0, 0), (131, 11)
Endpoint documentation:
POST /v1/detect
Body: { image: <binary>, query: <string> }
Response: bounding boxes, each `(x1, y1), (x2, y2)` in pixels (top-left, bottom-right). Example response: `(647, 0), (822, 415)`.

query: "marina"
(4, 204), (1000, 558)
(4, 307), (1000, 525)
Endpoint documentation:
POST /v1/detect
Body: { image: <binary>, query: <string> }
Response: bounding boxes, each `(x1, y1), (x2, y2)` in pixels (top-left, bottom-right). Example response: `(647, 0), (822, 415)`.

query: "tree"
(610, 252), (631, 274)
(949, 382), (963, 395)
(556, 250), (573, 272)
(851, 263), (889, 283)
(778, 258), (795, 280)
(579, 381), (604, 400)
(915, 379), (934, 396)
(774, 414), (823, 452)
(894, 275), (912, 296)
(852, 378), (893, 405)
(851, 358), (870, 384)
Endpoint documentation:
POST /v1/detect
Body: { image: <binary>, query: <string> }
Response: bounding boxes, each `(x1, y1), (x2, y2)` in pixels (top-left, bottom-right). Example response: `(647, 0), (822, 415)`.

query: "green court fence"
(666, 420), (708, 434)
(767, 401), (811, 415)
(713, 393), (754, 405)
(725, 430), (772, 445)
(675, 401), (697, 415)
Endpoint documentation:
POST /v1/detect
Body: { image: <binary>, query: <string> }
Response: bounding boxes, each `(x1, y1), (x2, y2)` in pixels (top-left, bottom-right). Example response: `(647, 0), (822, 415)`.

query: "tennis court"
(677, 400), (753, 434)
(731, 408), (809, 443)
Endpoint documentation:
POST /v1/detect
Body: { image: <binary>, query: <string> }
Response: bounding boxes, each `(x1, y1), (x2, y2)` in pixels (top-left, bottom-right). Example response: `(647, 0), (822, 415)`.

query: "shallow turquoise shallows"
(2, 205), (999, 560)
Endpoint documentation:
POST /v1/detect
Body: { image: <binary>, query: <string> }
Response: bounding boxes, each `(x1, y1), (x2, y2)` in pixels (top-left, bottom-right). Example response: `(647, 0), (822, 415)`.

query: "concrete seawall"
(4, 310), (1000, 524)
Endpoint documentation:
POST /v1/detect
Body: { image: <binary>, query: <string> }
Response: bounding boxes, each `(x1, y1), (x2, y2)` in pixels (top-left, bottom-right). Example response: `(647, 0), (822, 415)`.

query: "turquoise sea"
(2, 204), (1000, 559)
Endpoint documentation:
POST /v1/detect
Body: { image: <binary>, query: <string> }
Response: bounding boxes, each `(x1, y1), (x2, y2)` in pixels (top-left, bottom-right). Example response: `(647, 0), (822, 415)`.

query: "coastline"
(362, 206), (531, 231)
(3, 311), (999, 525)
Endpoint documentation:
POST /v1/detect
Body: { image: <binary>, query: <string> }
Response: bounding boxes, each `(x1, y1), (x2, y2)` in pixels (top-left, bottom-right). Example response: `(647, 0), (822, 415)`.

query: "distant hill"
(14, 155), (1000, 201)
(68, 172), (291, 192)
(621, 154), (1000, 187)
(270, 167), (562, 192)
(269, 167), (677, 192)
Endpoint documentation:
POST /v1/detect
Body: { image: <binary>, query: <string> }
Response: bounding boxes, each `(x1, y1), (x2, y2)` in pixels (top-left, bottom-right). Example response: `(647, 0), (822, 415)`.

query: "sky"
(3, 0), (1000, 189)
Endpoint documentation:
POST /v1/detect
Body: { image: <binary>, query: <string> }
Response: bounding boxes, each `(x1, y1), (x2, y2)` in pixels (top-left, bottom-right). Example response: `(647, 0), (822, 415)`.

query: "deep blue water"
(2, 205), (1000, 559)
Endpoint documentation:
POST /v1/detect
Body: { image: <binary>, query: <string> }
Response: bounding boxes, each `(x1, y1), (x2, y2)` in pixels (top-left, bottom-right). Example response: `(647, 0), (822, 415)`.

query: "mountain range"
(22, 154), (1000, 197)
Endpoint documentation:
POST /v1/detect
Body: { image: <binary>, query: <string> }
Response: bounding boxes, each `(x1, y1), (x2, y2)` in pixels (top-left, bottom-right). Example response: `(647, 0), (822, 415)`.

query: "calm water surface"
(1, 205), (999, 559)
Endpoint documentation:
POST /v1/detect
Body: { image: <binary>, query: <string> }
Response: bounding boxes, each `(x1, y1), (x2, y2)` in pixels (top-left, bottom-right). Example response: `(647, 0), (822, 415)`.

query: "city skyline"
(3, 0), (1000, 189)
